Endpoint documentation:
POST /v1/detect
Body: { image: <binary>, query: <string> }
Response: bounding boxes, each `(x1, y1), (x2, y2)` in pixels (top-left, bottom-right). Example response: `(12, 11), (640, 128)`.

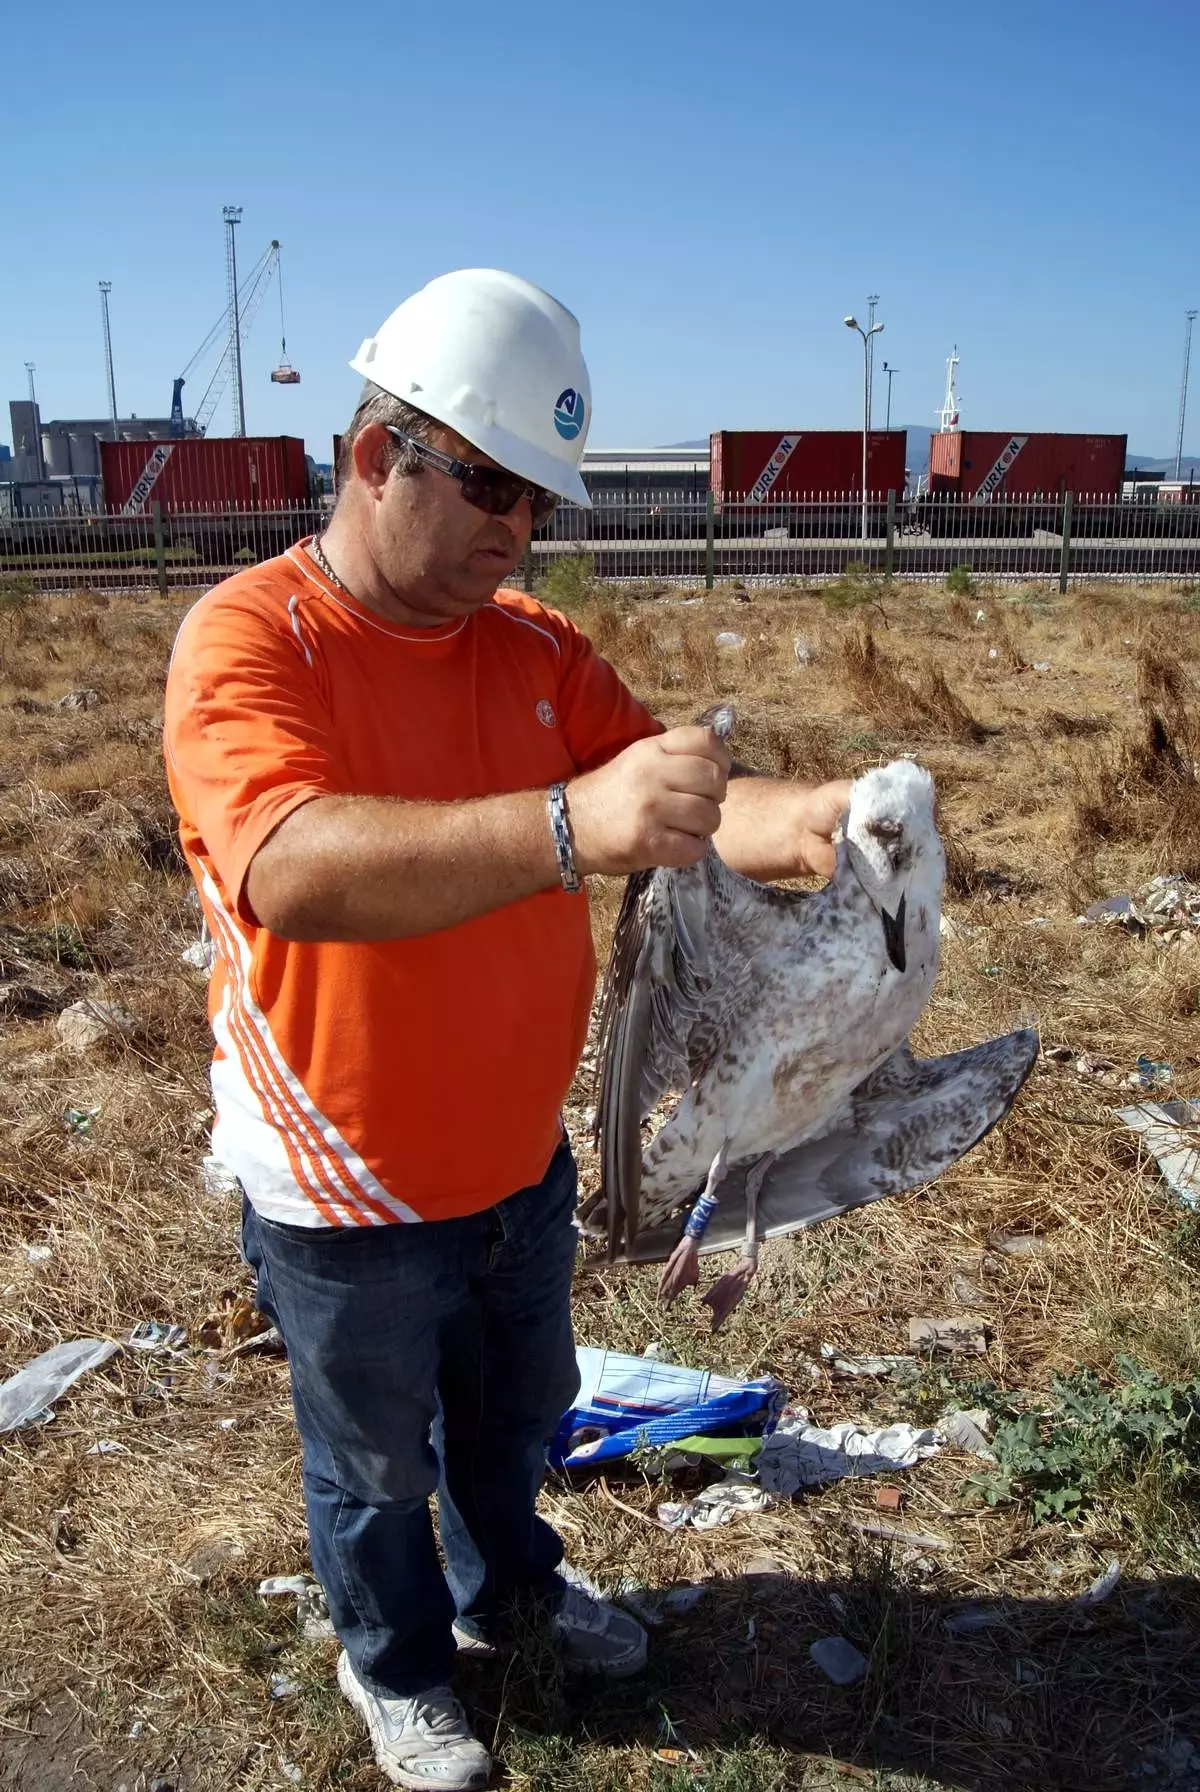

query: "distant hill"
(1126, 453), (1200, 475)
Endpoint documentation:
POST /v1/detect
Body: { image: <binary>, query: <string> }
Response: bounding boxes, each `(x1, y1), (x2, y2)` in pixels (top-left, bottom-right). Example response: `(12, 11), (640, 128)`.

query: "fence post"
(884, 489), (896, 581)
(1058, 491), (1074, 594)
(704, 490), (715, 591)
(522, 543), (534, 595)
(152, 501), (167, 598)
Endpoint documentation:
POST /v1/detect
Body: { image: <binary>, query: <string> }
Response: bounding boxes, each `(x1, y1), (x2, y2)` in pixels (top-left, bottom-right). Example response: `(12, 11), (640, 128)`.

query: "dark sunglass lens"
(457, 465), (521, 515)
(530, 490), (558, 527)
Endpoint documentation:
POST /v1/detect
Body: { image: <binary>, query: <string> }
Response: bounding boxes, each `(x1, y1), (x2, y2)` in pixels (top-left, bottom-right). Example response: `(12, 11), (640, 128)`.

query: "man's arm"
(713, 772), (852, 882)
(246, 727), (731, 941)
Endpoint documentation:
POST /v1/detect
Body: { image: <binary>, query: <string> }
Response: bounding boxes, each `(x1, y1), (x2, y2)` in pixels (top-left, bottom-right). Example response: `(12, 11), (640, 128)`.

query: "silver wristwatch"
(547, 783), (581, 893)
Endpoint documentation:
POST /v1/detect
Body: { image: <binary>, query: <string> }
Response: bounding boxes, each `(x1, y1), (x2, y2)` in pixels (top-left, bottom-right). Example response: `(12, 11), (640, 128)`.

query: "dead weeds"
(1, 581), (1198, 1791)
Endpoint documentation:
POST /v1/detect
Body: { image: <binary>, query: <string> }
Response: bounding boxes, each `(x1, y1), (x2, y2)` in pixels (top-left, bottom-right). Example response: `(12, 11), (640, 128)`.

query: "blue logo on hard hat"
(554, 388), (585, 441)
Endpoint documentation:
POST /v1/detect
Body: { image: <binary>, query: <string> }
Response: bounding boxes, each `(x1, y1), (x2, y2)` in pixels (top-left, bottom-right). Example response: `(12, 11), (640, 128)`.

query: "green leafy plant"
(0, 573), (37, 623)
(538, 553), (596, 612)
(964, 1357), (1200, 1523)
(945, 562), (977, 597)
(822, 561), (886, 614)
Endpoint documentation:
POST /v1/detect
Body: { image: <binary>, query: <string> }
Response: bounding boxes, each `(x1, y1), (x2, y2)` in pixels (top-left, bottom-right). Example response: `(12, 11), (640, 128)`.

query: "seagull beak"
(881, 893), (907, 973)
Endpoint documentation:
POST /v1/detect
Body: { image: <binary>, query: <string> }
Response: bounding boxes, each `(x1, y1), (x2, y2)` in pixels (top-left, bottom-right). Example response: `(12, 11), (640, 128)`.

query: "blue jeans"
(240, 1140), (582, 1698)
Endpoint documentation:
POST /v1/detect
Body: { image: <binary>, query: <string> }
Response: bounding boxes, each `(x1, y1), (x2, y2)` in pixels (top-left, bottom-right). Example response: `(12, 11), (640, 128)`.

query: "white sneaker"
(337, 1651), (491, 1790)
(548, 1580), (648, 1678)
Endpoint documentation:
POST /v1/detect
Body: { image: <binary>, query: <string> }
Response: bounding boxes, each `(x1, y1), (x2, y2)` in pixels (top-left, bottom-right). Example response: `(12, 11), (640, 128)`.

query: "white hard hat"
(350, 269), (592, 508)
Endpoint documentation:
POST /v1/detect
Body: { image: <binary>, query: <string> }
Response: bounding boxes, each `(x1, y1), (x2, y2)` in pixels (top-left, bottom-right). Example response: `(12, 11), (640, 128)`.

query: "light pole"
(866, 294), (880, 428)
(845, 314), (884, 540)
(224, 205), (246, 438)
(882, 361), (898, 432)
(1175, 308), (1197, 481)
(99, 282), (119, 441)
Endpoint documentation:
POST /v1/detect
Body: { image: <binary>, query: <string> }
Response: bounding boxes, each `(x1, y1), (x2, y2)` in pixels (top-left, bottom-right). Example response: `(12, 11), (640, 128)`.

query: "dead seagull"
(586, 706), (1039, 1327)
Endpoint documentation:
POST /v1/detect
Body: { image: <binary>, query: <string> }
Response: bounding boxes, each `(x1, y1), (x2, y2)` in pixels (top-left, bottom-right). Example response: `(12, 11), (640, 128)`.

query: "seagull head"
(842, 760), (943, 974)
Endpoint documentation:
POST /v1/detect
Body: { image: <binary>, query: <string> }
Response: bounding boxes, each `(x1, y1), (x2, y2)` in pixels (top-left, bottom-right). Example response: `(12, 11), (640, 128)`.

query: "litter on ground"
(0, 1337), (120, 1432)
(757, 1409), (942, 1495)
(127, 1320), (188, 1354)
(941, 1408), (997, 1459)
(259, 1573), (335, 1639)
(1115, 1099), (1200, 1209)
(1080, 875), (1200, 949)
(820, 1343), (917, 1379)
(552, 1347), (783, 1470)
(1075, 1559), (1121, 1608)
(180, 936), (214, 972)
(657, 1477), (773, 1531)
(908, 1315), (989, 1355)
(201, 1155), (240, 1199)
(1132, 1056), (1174, 1090)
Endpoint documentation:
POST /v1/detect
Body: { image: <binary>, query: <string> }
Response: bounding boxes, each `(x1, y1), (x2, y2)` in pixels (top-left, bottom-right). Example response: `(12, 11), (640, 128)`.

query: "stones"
(55, 998), (138, 1052)
(56, 688), (102, 710)
(908, 1316), (989, 1355)
(810, 1636), (868, 1685)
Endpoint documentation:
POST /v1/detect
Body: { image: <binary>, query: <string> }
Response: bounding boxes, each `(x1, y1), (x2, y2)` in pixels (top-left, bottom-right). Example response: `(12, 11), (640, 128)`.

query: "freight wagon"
(99, 436), (315, 513)
(920, 430), (1128, 537)
(709, 430), (907, 538)
(50, 436), (326, 568)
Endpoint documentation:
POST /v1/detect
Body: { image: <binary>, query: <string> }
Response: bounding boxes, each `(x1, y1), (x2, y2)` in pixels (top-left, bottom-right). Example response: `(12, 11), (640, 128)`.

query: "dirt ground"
(0, 573), (1198, 1792)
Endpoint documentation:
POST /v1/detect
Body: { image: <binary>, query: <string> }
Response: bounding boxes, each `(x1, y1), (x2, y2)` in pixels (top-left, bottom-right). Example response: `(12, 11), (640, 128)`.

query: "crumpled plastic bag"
(0, 1338), (120, 1433)
(551, 1347), (783, 1470)
(657, 1476), (773, 1530)
(1115, 1099), (1200, 1210)
(757, 1407), (942, 1495)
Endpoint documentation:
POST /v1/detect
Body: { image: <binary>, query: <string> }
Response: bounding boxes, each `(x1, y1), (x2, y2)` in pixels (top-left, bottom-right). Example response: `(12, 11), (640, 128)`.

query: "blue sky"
(3, 0), (1197, 458)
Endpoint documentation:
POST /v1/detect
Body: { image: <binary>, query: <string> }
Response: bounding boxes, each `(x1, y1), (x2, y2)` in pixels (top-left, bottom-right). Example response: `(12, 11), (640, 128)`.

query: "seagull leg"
(702, 1151), (776, 1330)
(658, 1145), (728, 1306)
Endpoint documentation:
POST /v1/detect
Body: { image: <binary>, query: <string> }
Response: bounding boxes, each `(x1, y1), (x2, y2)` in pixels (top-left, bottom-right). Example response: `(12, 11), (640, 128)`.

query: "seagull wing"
(592, 849), (786, 1258)
(615, 1028), (1040, 1262)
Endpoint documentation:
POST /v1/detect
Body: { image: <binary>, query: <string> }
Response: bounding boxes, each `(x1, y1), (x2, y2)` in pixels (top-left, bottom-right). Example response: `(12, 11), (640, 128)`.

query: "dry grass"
(837, 625), (986, 746)
(1, 581), (1199, 1790)
(1073, 647), (1200, 877)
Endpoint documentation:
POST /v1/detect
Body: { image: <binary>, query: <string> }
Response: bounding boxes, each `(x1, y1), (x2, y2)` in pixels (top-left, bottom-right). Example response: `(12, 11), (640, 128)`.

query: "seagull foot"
(658, 1237), (701, 1305)
(701, 1258), (758, 1330)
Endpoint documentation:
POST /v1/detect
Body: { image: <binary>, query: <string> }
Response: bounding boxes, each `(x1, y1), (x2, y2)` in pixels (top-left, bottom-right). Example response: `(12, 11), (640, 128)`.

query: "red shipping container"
(710, 430), (907, 503)
(927, 431), (1126, 500)
(100, 436), (311, 513)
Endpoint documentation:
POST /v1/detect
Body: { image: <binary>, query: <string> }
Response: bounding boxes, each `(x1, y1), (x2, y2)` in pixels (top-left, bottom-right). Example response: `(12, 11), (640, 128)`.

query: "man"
(164, 268), (850, 1791)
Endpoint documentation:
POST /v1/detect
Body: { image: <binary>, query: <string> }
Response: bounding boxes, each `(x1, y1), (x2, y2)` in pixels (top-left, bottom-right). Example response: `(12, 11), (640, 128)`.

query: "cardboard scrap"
(908, 1316), (989, 1356)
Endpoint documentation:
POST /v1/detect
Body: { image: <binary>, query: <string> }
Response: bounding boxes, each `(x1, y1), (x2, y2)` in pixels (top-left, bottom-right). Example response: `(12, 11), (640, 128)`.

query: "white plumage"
(587, 708), (1038, 1325)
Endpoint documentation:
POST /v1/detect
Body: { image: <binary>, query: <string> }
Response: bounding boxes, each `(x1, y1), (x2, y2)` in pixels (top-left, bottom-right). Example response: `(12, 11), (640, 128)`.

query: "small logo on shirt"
(536, 699), (557, 728)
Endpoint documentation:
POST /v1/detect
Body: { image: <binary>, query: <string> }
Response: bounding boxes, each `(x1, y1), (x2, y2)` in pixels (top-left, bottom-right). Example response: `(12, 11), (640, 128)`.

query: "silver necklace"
(308, 534), (354, 598)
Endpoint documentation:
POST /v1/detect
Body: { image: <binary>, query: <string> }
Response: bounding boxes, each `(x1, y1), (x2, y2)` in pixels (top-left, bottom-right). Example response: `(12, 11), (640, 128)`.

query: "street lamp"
(1175, 309), (1197, 482)
(844, 315), (884, 540)
(882, 361), (898, 433)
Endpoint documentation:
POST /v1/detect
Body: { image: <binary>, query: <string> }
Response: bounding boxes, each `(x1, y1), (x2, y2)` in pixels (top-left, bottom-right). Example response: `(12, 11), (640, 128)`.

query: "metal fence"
(4, 490), (1200, 594)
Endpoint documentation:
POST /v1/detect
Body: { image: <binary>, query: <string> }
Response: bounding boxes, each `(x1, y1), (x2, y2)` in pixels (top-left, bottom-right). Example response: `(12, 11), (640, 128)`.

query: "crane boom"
(171, 241), (281, 437)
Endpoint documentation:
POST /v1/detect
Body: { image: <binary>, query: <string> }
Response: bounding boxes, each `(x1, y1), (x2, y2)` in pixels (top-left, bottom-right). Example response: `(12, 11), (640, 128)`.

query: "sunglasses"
(385, 426), (559, 528)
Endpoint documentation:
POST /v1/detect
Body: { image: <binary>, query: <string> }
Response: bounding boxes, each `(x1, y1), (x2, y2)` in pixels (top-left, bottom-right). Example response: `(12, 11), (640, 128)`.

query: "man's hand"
(792, 778), (852, 879)
(567, 726), (731, 876)
(712, 774), (852, 882)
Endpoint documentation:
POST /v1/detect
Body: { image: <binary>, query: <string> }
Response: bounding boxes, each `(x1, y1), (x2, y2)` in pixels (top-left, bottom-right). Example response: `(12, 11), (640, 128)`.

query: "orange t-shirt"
(164, 540), (658, 1228)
